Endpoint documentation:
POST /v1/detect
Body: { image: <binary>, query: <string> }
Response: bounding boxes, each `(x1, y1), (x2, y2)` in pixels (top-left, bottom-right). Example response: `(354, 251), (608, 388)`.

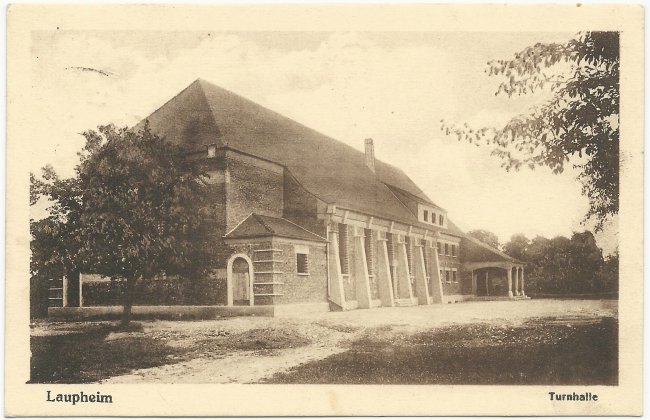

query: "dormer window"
(419, 204), (444, 226)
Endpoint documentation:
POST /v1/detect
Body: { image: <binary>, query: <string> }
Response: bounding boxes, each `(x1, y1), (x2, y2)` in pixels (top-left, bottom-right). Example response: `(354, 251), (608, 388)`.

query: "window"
(445, 269), (451, 283)
(445, 243), (450, 256)
(451, 244), (457, 257)
(432, 213), (436, 224)
(452, 269), (458, 283)
(364, 229), (375, 275)
(423, 210), (429, 222)
(207, 144), (217, 157)
(297, 253), (309, 274)
(437, 242), (442, 255)
(338, 223), (349, 274)
(439, 214), (444, 225)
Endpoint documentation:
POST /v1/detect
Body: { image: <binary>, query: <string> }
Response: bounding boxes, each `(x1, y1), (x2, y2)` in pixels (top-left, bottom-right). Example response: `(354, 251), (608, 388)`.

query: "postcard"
(6, 3), (644, 416)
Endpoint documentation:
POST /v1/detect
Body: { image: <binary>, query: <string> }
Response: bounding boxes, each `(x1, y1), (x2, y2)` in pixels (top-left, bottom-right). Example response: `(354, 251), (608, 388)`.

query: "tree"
(596, 251), (619, 294)
(502, 233), (530, 261)
(508, 231), (609, 295)
(467, 229), (500, 249)
(31, 123), (215, 325)
(443, 32), (619, 231)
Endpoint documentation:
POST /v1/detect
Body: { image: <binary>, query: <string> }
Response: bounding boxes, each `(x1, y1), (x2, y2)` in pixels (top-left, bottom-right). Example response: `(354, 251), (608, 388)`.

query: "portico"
(464, 261), (526, 299)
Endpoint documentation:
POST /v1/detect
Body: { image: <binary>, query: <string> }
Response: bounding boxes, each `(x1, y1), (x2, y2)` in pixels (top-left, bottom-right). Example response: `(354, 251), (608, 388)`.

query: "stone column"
(507, 266), (513, 297)
(520, 267), (526, 297)
(62, 276), (68, 308)
(471, 270), (477, 295)
(375, 235), (395, 307)
(352, 227), (372, 309)
(413, 244), (431, 305)
(395, 238), (415, 302)
(513, 268), (520, 296)
(429, 242), (444, 304)
(79, 273), (84, 307)
(327, 229), (347, 309)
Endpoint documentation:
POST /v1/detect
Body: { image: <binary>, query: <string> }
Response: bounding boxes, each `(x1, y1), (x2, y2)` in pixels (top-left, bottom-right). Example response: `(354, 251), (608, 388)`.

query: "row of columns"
(507, 266), (526, 297)
(328, 224), (444, 310)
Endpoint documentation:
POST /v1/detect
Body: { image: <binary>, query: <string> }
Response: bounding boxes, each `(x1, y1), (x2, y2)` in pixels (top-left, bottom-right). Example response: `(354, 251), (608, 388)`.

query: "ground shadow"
(29, 324), (182, 383)
(266, 317), (618, 385)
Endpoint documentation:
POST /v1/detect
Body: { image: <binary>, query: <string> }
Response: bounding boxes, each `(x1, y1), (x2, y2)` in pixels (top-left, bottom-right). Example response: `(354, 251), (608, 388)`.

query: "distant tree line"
(467, 230), (618, 296)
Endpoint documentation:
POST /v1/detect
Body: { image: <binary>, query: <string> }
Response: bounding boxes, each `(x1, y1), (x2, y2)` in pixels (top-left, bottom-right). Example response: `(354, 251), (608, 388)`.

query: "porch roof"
(461, 235), (524, 265)
(224, 214), (327, 243)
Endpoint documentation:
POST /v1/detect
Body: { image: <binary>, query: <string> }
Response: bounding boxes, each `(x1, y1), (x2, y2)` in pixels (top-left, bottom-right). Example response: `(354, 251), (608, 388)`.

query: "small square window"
(297, 253), (309, 275)
(207, 144), (217, 157)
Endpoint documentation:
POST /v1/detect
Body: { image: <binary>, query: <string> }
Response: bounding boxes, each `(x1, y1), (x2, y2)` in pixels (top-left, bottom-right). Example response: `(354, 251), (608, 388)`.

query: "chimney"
(364, 138), (375, 173)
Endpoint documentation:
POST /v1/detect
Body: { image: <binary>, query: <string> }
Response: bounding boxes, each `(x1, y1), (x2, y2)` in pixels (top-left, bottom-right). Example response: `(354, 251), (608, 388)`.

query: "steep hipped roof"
(225, 214), (327, 242)
(138, 79), (449, 230)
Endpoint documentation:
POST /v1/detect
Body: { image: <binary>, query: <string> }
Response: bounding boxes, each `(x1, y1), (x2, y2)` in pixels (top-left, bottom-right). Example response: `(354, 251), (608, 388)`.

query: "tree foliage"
(502, 233), (530, 261)
(467, 229), (500, 249)
(31, 123), (216, 324)
(502, 231), (615, 295)
(442, 32), (619, 231)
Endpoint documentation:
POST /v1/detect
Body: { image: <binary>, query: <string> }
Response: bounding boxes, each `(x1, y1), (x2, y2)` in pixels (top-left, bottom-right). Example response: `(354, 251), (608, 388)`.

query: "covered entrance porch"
(464, 261), (527, 299)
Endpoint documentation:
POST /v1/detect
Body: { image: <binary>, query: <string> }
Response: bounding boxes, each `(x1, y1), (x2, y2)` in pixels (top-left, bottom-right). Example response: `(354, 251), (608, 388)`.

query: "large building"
(50, 79), (527, 318)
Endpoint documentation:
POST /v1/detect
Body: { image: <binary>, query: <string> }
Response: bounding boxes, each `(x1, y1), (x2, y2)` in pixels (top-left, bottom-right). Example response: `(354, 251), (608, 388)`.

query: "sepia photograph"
(6, 3), (644, 416)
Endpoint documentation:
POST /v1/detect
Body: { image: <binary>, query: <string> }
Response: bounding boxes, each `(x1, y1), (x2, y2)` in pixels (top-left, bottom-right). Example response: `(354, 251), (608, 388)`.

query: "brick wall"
(202, 157), (228, 238)
(274, 241), (328, 304)
(223, 239), (329, 306)
(435, 235), (467, 296)
(225, 151), (284, 231)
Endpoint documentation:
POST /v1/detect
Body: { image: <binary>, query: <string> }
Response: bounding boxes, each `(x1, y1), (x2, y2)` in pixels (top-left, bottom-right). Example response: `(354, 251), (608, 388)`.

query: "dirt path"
(96, 299), (615, 384)
(104, 345), (345, 384)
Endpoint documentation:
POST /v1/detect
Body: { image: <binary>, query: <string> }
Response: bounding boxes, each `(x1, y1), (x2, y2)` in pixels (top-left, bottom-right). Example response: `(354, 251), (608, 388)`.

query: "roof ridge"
(195, 79), (224, 146)
(252, 213), (275, 235)
(135, 79), (202, 129)
(385, 183), (442, 210)
(224, 212), (255, 237)
(383, 183), (420, 221)
(272, 215), (327, 240)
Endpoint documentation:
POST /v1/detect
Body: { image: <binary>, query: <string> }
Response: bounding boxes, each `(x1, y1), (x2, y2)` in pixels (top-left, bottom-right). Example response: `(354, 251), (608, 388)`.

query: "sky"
(29, 30), (618, 254)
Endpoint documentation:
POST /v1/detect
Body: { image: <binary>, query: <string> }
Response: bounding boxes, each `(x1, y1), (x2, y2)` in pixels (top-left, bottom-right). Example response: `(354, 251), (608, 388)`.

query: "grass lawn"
(265, 317), (618, 385)
(30, 323), (311, 383)
(30, 301), (618, 384)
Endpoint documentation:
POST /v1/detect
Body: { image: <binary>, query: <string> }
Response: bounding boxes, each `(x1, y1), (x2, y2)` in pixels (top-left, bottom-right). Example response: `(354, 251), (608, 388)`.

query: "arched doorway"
(227, 254), (254, 306)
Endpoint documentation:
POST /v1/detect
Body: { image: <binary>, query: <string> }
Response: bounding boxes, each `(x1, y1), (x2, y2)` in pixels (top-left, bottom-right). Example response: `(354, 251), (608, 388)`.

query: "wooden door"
(232, 258), (250, 306)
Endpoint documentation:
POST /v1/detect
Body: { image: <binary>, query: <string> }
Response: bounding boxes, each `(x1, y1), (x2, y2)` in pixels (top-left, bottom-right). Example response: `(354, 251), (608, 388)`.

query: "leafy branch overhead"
(441, 32), (619, 231)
